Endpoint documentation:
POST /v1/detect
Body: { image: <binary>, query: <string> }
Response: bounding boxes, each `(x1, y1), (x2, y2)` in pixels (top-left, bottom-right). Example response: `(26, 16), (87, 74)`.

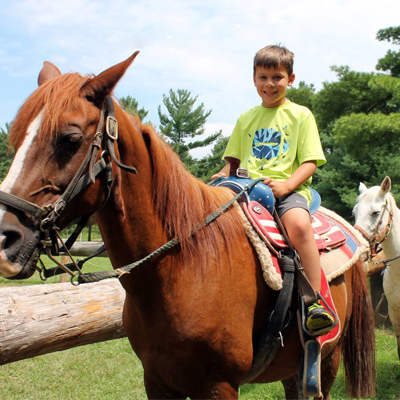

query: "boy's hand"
(263, 177), (291, 198)
(211, 172), (227, 180)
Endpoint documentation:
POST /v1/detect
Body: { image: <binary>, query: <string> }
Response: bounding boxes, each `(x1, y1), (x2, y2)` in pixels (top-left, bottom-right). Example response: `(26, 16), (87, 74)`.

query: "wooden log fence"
(0, 241), (126, 366)
(0, 279), (125, 365)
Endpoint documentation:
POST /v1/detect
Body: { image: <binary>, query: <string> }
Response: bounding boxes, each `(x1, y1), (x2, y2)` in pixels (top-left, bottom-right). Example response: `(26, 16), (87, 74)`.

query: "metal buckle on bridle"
(106, 116), (118, 140)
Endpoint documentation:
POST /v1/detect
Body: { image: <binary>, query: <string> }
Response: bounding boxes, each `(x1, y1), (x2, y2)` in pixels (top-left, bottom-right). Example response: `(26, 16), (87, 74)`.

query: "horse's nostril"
(4, 230), (22, 251)
(0, 229), (23, 260)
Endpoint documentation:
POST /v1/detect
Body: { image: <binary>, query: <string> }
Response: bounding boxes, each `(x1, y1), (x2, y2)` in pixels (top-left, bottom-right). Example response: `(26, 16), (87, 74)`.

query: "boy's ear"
(288, 73), (295, 87)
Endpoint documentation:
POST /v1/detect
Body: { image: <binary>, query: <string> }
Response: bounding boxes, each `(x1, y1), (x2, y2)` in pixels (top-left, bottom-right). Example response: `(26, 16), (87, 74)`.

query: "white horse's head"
(353, 176), (394, 244)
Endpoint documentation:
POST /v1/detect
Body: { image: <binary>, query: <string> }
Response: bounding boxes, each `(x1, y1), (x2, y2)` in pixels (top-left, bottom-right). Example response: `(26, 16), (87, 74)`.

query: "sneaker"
(306, 301), (335, 334)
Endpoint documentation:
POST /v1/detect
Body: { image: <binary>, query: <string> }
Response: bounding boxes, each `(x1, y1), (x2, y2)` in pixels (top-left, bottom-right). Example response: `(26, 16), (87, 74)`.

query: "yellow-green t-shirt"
(223, 101), (326, 204)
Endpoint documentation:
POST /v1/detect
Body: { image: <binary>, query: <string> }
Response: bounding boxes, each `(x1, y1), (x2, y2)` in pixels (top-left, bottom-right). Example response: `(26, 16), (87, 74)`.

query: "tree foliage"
(191, 136), (229, 182)
(158, 89), (221, 170)
(286, 81), (316, 111)
(120, 95), (149, 122)
(0, 123), (14, 182)
(308, 28), (400, 219)
(376, 26), (400, 77)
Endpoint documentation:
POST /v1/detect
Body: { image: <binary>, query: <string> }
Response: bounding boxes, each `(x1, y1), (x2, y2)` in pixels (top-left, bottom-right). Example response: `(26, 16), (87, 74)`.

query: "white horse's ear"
(380, 176), (392, 195)
(359, 182), (368, 194)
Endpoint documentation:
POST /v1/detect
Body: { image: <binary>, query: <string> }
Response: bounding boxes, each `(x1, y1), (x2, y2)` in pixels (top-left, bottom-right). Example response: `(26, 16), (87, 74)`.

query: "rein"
(77, 177), (264, 284)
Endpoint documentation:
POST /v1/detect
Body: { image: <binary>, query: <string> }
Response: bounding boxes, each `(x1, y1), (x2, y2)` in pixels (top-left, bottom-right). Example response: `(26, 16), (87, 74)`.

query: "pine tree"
(120, 96), (149, 122)
(158, 89), (221, 168)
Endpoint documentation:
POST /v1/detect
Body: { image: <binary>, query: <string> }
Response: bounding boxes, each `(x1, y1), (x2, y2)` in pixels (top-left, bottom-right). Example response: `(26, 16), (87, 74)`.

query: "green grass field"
(1, 258), (399, 399)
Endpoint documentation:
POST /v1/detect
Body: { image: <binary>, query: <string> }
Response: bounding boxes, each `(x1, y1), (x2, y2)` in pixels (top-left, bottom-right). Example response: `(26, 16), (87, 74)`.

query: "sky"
(1, 0), (399, 157)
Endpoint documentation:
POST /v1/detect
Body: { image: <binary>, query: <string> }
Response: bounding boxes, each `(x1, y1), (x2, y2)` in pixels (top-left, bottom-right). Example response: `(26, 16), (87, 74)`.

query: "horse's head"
(0, 52), (139, 279)
(353, 176), (394, 251)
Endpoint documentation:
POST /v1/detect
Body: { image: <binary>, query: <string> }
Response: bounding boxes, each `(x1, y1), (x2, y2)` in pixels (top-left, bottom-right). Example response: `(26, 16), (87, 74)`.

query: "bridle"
(355, 197), (399, 265)
(0, 97), (137, 281)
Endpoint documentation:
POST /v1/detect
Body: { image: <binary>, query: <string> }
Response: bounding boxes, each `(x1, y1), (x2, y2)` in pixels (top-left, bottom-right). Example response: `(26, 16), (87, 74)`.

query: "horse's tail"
(342, 258), (376, 398)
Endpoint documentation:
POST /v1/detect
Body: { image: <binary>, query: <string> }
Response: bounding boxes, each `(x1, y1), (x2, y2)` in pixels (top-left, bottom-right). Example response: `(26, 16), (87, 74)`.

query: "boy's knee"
(282, 211), (313, 237)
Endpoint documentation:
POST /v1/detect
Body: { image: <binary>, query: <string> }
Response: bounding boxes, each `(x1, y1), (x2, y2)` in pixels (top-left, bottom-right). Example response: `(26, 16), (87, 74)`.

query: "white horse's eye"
(371, 210), (380, 217)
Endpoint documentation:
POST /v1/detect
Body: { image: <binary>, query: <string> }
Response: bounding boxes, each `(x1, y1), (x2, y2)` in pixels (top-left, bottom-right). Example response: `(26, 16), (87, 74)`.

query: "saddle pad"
(246, 201), (347, 251)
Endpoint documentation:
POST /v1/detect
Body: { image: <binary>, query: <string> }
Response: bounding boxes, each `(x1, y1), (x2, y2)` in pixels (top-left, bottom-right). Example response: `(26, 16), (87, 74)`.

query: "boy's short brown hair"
(253, 45), (294, 76)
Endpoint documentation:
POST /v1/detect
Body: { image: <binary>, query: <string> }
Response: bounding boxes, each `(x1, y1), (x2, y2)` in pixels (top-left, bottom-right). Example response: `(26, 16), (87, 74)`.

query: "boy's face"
(253, 65), (295, 108)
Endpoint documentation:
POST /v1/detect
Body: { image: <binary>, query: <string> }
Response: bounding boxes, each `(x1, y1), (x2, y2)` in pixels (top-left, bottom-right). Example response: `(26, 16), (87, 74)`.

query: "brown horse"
(0, 53), (375, 399)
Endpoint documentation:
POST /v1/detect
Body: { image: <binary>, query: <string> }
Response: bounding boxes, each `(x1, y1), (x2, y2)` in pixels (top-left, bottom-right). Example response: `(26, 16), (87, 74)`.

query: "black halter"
(0, 97), (136, 279)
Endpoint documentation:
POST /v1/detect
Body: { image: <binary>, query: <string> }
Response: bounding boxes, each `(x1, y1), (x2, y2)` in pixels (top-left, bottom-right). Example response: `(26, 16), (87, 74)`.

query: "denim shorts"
(275, 192), (309, 218)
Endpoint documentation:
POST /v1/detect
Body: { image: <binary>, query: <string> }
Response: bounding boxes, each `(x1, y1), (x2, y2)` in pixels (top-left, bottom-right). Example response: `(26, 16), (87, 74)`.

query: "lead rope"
(76, 178), (264, 284)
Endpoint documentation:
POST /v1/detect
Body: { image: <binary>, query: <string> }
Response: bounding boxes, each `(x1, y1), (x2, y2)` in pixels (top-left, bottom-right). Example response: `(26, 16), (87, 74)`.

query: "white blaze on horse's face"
(0, 111), (44, 196)
(0, 110), (43, 277)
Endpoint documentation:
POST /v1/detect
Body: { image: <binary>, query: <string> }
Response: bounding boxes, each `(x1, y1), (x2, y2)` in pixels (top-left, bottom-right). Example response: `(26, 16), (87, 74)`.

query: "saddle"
(216, 177), (347, 255)
(211, 175), (342, 396)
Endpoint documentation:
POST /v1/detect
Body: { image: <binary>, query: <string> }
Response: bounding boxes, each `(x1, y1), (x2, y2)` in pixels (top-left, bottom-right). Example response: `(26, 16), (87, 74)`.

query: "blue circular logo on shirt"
(252, 127), (288, 160)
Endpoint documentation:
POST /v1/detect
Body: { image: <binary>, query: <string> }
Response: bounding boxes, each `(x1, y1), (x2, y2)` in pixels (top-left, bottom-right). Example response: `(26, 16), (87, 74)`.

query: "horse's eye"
(371, 211), (380, 217)
(58, 133), (83, 147)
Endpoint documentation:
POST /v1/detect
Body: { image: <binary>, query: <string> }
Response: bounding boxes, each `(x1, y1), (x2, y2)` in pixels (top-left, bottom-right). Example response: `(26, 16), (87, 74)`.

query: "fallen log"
(0, 279), (125, 365)
(61, 241), (108, 257)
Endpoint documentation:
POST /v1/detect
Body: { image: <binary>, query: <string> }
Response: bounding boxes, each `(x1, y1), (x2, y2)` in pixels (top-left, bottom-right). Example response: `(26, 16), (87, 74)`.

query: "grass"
(0, 330), (398, 399)
(1, 258), (400, 399)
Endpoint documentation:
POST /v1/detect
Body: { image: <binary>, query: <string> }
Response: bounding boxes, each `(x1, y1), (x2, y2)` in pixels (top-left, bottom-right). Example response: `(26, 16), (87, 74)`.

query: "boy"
(212, 45), (334, 334)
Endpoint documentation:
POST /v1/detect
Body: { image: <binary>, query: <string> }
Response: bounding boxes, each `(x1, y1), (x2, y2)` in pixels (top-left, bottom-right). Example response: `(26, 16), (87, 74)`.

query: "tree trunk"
(0, 280), (125, 365)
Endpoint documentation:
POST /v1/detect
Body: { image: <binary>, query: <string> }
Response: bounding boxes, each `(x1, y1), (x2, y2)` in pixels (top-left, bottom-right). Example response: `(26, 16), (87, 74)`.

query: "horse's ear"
(81, 51), (140, 105)
(380, 176), (392, 195)
(38, 61), (62, 86)
(359, 182), (368, 194)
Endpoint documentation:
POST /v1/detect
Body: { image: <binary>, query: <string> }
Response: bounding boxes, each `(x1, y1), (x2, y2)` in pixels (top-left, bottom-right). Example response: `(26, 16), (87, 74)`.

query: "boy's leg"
(280, 208), (321, 292)
(280, 207), (334, 333)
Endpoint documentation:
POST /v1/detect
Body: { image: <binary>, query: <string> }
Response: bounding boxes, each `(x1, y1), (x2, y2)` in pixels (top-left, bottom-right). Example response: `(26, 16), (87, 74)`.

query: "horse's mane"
(140, 123), (246, 268)
(10, 73), (92, 148)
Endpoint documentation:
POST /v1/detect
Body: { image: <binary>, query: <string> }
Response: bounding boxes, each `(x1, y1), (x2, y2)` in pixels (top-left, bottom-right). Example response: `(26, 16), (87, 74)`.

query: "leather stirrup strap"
(273, 209), (317, 305)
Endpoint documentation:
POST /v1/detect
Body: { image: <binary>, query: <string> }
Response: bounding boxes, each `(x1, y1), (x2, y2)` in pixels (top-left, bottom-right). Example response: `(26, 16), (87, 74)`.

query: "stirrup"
(301, 293), (338, 337)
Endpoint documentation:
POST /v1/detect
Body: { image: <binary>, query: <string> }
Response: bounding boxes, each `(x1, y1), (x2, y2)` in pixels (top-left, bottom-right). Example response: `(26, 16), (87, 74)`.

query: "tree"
(376, 26), (400, 77)
(309, 28), (400, 219)
(286, 81), (316, 111)
(158, 89), (221, 169)
(120, 95), (149, 122)
(191, 136), (229, 182)
(0, 123), (14, 182)
(312, 66), (393, 133)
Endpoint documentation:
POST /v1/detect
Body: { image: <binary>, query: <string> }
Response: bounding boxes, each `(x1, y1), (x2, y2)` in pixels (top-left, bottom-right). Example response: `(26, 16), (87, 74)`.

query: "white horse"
(353, 176), (400, 358)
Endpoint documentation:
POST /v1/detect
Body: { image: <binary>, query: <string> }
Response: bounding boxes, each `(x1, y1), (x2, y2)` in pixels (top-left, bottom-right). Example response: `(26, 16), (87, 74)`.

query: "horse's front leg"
(193, 380), (239, 399)
(144, 373), (186, 400)
(144, 372), (239, 400)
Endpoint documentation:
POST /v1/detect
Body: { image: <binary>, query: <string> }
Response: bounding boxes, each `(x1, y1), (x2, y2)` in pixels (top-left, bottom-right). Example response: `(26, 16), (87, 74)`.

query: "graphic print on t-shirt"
(251, 126), (288, 162)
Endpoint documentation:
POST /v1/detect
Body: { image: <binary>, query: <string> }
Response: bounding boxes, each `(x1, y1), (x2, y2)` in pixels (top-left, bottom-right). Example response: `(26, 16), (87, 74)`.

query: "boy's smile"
(253, 65), (295, 108)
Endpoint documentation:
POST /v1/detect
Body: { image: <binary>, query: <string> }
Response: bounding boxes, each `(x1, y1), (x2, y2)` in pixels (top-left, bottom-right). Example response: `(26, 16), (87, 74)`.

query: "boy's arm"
(263, 161), (317, 198)
(211, 164), (230, 180)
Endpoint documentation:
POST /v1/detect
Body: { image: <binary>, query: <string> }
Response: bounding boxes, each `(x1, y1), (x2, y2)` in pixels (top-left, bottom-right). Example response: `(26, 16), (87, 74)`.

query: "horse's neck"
(381, 202), (400, 271)
(95, 114), (167, 268)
